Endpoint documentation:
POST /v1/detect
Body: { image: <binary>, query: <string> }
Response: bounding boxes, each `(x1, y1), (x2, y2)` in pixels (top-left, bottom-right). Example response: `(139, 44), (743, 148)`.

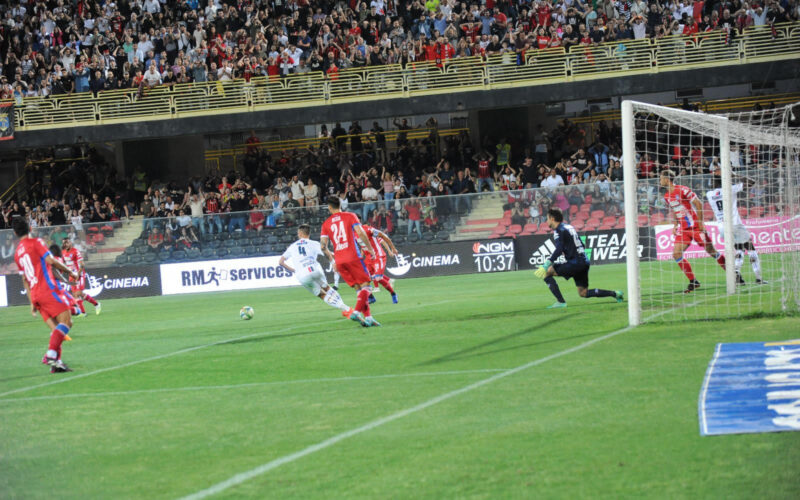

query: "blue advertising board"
(699, 340), (800, 436)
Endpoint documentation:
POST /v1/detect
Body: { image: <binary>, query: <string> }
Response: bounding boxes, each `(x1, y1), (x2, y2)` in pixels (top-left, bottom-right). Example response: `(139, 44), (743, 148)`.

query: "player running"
(49, 244), (84, 320)
(13, 218), (79, 373)
(705, 167), (765, 285)
(279, 224), (367, 326)
(361, 224), (399, 304)
(61, 238), (101, 315)
(661, 169), (726, 293)
(534, 208), (623, 308)
(320, 196), (381, 327)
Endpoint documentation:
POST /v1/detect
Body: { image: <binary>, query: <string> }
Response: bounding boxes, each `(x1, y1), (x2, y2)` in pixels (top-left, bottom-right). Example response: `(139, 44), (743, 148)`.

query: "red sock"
(677, 258), (695, 281)
(49, 325), (67, 354)
(84, 295), (98, 306)
(77, 300), (86, 314)
(716, 253), (726, 269)
(378, 276), (395, 294)
(356, 288), (371, 316)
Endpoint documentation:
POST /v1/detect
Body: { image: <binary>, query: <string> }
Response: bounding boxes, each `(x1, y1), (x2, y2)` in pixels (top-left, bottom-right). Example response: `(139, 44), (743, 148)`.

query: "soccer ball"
(240, 306), (254, 320)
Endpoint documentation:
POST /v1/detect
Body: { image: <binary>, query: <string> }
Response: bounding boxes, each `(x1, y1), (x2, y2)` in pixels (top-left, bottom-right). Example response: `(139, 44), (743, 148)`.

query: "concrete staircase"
(451, 195), (506, 241)
(85, 216), (144, 268)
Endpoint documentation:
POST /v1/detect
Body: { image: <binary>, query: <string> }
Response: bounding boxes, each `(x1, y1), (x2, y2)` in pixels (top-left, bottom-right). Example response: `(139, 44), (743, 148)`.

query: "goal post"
(622, 100), (800, 325)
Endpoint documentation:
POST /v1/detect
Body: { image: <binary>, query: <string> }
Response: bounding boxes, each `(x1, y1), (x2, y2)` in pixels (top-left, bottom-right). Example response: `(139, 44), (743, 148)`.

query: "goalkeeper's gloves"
(534, 260), (552, 279)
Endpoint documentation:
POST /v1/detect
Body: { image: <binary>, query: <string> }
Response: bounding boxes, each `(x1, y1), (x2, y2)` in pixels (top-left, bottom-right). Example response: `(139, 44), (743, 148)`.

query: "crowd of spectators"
(1, 103), (788, 272)
(1, 0), (797, 99)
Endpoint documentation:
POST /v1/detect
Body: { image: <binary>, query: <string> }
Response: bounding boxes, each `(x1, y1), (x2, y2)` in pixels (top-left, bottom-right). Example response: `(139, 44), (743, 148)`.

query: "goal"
(622, 100), (800, 325)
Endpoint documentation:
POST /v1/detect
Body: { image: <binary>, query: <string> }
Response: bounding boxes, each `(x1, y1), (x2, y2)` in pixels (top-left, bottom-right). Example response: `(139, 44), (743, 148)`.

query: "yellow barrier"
(5, 23), (799, 132)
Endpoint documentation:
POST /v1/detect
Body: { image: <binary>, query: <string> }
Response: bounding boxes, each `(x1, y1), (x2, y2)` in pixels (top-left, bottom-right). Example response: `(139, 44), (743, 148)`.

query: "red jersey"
(478, 160), (491, 179)
(665, 184), (700, 229)
(206, 197), (220, 213)
(62, 247), (84, 274)
(321, 211), (365, 263)
(362, 225), (386, 259)
(537, 5), (552, 26)
(15, 237), (60, 300)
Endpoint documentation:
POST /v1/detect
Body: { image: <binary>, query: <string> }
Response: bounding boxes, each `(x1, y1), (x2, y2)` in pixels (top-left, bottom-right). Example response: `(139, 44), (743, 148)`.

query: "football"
(240, 306), (254, 320)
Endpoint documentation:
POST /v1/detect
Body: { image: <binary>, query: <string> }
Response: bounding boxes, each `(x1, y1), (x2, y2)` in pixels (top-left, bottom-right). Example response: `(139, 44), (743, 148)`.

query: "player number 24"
(330, 221), (347, 246)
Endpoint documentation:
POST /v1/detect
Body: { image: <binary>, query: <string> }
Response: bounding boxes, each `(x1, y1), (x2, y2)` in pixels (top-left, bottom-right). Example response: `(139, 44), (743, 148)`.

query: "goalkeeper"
(534, 208), (624, 309)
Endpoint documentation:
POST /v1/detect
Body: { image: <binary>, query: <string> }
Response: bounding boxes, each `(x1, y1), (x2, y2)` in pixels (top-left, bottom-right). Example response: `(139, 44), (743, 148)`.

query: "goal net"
(622, 100), (800, 325)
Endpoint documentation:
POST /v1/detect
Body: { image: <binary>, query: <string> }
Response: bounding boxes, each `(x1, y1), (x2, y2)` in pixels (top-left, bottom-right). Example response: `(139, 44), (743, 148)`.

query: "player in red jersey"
(320, 196), (381, 327)
(62, 238), (101, 315)
(49, 244), (84, 320)
(661, 170), (725, 293)
(13, 218), (79, 373)
(361, 224), (399, 304)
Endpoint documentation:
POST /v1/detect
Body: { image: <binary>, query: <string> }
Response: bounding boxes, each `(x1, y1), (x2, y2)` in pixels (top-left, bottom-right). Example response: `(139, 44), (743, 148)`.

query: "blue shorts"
(553, 260), (590, 289)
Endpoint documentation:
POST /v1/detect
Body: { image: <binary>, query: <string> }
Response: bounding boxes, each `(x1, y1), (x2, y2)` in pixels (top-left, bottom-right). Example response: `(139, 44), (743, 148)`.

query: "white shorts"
(720, 224), (752, 245)
(296, 267), (328, 296)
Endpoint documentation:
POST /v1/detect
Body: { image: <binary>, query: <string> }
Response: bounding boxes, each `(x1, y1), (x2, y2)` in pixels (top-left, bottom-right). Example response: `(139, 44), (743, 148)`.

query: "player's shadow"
(459, 308), (540, 322)
(222, 329), (323, 346)
(417, 314), (579, 366)
(0, 373), (46, 383)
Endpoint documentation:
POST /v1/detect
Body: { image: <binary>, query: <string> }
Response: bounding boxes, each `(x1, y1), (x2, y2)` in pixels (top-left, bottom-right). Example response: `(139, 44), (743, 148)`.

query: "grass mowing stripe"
(0, 369), (509, 403)
(698, 343), (723, 436)
(0, 299), (454, 399)
(178, 322), (638, 500)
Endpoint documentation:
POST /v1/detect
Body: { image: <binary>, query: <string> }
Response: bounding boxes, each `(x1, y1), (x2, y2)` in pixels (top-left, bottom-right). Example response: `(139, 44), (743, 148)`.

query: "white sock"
(334, 272), (340, 286)
(46, 349), (58, 359)
(323, 288), (349, 311)
(734, 250), (744, 274)
(749, 250), (762, 280)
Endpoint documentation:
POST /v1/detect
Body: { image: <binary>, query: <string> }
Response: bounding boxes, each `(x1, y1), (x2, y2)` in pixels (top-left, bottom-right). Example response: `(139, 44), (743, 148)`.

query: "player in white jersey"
(705, 168), (764, 284)
(279, 224), (367, 325)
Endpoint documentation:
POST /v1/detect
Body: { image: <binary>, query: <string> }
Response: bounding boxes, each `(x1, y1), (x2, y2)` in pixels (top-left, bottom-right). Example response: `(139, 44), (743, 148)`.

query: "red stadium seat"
(584, 219), (602, 230)
(591, 210), (605, 219)
(507, 224), (523, 235)
(637, 215), (649, 226)
(602, 216), (616, 225)
(569, 205), (579, 215)
(749, 206), (764, 219)
(523, 223), (538, 233)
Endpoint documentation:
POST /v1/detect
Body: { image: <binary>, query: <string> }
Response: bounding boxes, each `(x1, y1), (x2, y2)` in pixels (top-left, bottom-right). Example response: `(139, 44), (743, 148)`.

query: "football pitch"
(1, 266), (798, 499)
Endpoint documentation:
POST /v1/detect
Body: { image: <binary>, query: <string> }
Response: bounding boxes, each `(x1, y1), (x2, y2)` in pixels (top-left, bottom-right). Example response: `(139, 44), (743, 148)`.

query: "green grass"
(1, 266), (798, 499)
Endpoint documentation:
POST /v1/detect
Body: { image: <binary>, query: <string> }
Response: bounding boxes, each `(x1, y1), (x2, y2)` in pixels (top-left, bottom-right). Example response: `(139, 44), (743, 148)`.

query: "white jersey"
(706, 183), (744, 225)
(282, 238), (324, 276)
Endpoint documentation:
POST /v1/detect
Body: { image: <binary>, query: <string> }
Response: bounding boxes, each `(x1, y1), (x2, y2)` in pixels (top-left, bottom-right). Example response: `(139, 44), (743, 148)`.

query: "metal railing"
(3, 23), (797, 132)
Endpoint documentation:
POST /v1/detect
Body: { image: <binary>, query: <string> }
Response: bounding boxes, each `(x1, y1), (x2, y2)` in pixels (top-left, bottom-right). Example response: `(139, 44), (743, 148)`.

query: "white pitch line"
(699, 343), (723, 436)
(0, 299), (455, 399)
(0, 369), (508, 404)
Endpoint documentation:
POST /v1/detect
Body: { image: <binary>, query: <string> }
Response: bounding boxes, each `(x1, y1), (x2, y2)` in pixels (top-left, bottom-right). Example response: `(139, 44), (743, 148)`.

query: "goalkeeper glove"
(534, 260), (552, 279)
